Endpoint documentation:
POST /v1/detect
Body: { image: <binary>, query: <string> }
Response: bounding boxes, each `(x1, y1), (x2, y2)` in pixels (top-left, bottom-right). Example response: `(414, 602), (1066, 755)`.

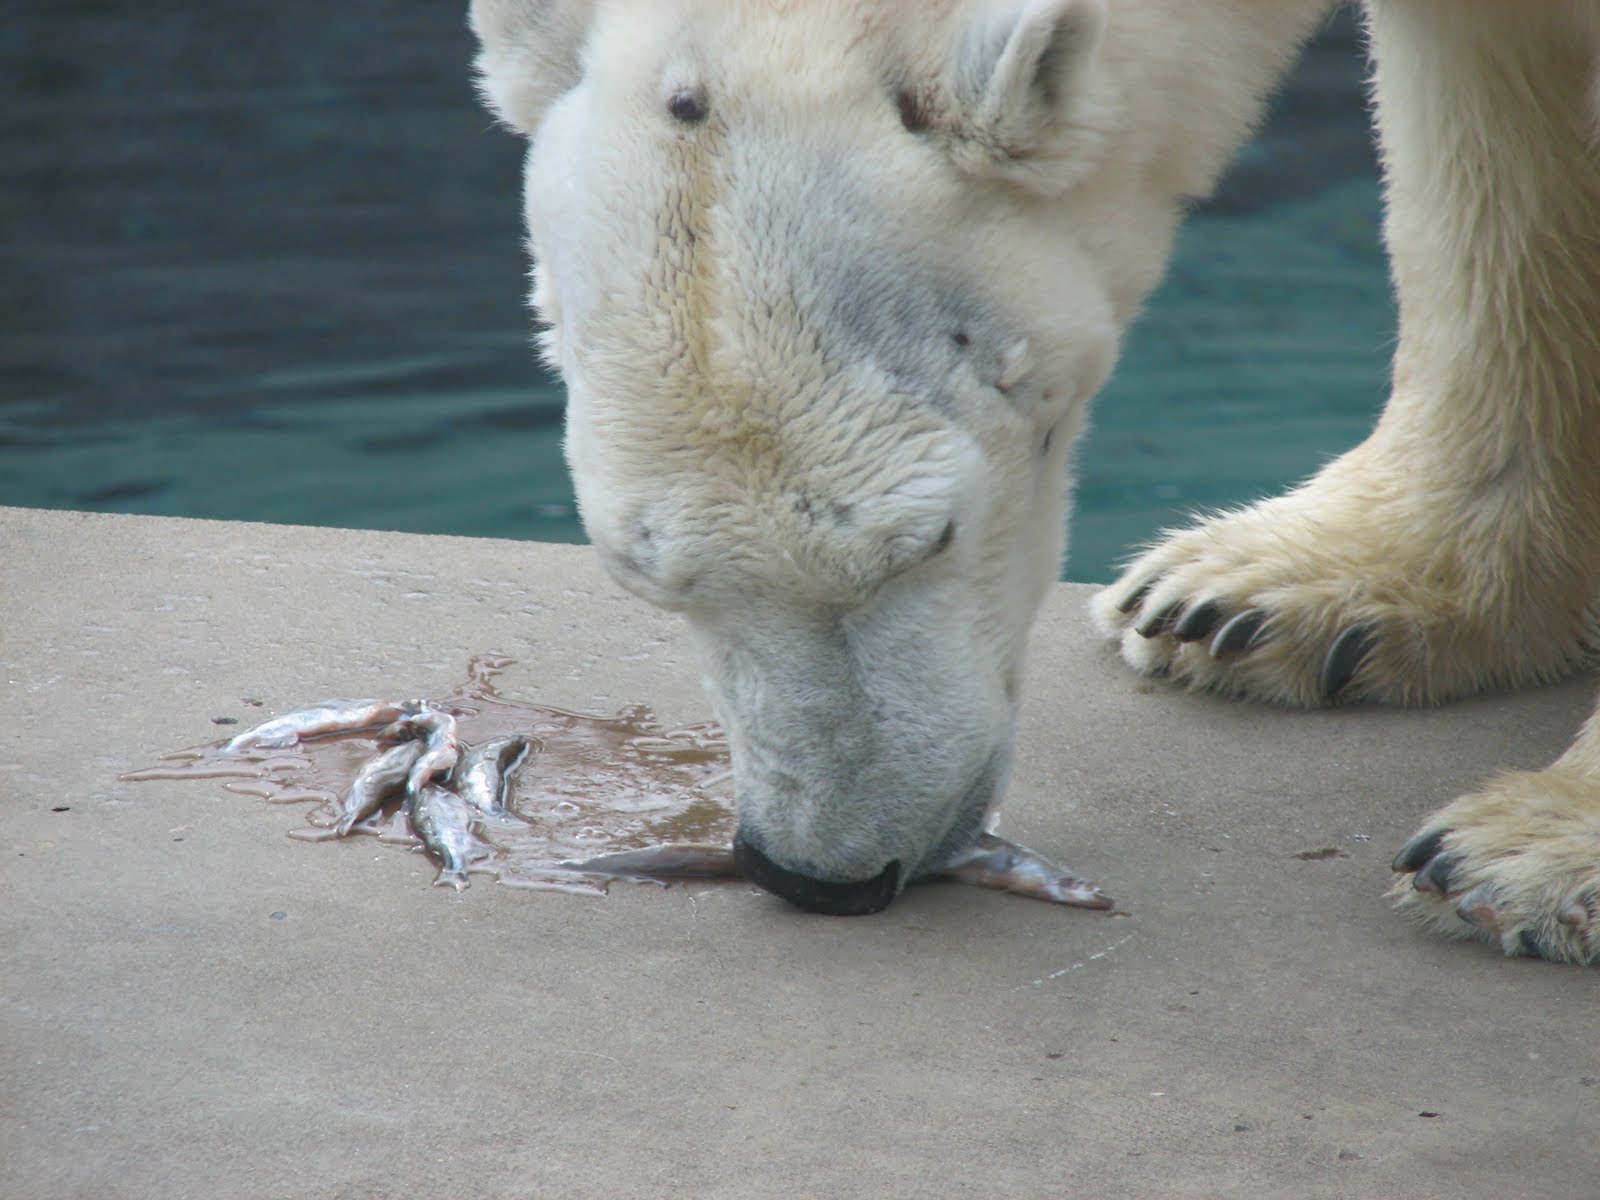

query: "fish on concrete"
(452, 733), (535, 817)
(937, 834), (1113, 910)
(560, 837), (1108, 910)
(223, 698), (425, 752)
(408, 782), (494, 890)
(334, 739), (425, 835)
(384, 707), (461, 799)
(565, 843), (740, 879)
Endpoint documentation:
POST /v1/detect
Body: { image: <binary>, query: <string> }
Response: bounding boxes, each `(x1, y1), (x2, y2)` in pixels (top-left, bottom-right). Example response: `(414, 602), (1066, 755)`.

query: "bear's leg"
(1092, 0), (1600, 709)
(1093, 0), (1600, 962)
(1391, 699), (1600, 964)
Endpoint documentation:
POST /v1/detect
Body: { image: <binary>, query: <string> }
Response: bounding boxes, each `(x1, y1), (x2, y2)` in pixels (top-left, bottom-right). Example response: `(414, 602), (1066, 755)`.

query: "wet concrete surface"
(121, 655), (735, 896)
(4, 507), (1597, 1199)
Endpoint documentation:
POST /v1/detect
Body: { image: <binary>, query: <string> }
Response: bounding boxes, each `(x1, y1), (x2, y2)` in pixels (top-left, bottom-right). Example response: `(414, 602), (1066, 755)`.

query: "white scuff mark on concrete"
(552, 1048), (623, 1066)
(1017, 931), (1136, 989)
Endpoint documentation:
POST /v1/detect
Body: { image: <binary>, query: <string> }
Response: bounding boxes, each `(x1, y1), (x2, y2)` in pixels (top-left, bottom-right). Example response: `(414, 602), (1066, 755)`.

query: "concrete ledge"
(4, 506), (1596, 1198)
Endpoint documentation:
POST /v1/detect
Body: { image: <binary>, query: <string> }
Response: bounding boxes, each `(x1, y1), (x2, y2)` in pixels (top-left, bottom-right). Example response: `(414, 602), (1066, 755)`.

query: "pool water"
(0, 3), (1388, 584)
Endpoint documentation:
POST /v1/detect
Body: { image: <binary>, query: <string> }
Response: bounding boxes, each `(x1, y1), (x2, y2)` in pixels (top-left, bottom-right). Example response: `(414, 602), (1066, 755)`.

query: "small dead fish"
(223, 698), (425, 752)
(334, 739), (425, 835)
(939, 833), (1113, 910)
(387, 708), (460, 798)
(452, 734), (534, 817)
(408, 782), (492, 890)
(566, 843), (740, 880)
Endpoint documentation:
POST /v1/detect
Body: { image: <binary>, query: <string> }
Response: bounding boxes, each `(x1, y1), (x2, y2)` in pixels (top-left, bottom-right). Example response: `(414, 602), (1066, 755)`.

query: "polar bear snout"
(732, 826), (902, 916)
(724, 731), (1005, 916)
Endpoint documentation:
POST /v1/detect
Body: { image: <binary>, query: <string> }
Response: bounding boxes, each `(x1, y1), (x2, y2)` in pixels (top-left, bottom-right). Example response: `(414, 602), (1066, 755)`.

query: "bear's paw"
(1390, 765), (1600, 965)
(1090, 462), (1596, 708)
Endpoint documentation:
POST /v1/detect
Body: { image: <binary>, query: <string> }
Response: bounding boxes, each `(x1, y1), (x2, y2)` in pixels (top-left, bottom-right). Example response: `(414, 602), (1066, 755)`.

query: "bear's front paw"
(1089, 469), (1593, 707)
(1090, 505), (1385, 706)
(1390, 766), (1600, 965)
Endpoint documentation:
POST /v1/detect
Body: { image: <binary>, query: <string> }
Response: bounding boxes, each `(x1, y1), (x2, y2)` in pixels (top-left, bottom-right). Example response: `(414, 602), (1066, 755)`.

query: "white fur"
(1088, 0), (1600, 961)
(473, 0), (1600, 951)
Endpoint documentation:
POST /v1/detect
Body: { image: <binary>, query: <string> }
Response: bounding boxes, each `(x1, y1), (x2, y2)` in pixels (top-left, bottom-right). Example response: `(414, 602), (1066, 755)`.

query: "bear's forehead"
(585, 0), (967, 125)
(562, 128), (1014, 486)
(550, 0), (1023, 423)
(549, 0), (1046, 584)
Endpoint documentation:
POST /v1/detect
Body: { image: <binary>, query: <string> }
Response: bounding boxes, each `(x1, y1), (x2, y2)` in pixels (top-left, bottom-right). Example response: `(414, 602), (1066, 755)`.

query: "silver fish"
(938, 834), (1113, 910)
(223, 698), (425, 753)
(387, 708), (460, 798)
(334, 739), (425, 835)
(566, 843), (739, 879)
(408, 782), (492, 890)
(452, 734), (534, 817)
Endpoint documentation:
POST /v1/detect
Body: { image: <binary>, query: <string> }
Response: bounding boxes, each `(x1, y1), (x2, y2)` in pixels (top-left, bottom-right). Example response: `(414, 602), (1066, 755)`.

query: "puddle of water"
(122, 654), (736, 895)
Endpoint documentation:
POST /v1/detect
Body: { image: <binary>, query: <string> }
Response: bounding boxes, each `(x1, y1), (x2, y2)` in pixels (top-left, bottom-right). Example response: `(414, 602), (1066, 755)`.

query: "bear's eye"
(931, 520), (956, 556)
(667, 88), (708, 124)
(895, 88), (928, 134)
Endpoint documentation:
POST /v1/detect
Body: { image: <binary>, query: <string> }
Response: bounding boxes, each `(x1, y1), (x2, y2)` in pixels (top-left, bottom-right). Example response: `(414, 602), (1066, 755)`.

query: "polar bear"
(470, 0), (1600, 959)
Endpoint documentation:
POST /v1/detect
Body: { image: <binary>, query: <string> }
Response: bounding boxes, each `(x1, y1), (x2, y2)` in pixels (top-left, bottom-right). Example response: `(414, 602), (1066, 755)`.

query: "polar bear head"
(473, 0), (1127, 913)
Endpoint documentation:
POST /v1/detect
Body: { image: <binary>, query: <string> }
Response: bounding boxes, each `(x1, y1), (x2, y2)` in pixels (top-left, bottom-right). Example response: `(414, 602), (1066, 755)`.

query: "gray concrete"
(4, 505), (1596, 1199)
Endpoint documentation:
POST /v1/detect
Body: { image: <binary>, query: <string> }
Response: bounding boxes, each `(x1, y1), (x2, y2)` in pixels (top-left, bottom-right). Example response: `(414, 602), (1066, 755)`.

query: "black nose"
(732, 828), (900, 916)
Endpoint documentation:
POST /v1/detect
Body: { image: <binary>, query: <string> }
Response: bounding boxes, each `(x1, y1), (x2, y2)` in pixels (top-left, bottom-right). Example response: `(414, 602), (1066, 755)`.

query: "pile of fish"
(220, 696), (733, 890)
(211, 693), (1112, 909)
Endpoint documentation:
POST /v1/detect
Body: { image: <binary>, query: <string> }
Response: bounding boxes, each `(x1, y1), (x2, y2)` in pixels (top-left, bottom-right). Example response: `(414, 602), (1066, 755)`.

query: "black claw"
(1115, 577), (1159, 615)
(1173, 600), (1224, 643)
(1517, 928), (1548, 958)
(1208, 608), (1268, 657)
(1391, 829), (1448, 873)
(1135, 600), (1185, 639)
(1412, 851), (1461, 896)
(1319, 624), (1374, 700)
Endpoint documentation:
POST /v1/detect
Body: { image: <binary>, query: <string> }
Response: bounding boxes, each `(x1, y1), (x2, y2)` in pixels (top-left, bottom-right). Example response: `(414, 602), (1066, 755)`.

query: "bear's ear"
(939, 0), (1112, 191)
(470, 0), (593, 137)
